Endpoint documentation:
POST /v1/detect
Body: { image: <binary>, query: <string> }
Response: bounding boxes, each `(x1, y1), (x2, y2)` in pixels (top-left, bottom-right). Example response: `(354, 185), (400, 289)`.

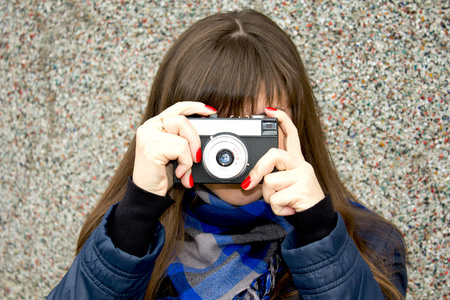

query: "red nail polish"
(189, 174), (194, 188)
(205, 105), (217, 112)
(241, 176), (251, 189)
(266, 107), (277, 111)
(196, 148), (202, 162)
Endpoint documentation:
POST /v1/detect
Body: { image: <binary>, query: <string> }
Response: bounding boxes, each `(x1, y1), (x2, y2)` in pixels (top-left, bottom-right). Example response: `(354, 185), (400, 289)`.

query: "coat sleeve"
(47, 204), (166, 300)
(281, 213), (407, 300)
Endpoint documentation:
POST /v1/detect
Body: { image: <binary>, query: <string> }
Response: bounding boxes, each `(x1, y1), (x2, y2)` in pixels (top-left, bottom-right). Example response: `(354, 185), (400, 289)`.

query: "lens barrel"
(216, 149), (234, 167)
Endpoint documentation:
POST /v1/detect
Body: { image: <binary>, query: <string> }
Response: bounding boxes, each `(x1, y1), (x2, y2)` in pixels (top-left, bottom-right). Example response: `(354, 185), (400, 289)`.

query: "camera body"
(173, 115), (278, 184)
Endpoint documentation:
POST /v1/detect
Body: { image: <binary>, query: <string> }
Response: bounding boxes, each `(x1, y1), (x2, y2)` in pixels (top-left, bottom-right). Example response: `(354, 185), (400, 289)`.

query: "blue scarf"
(166, 190), (293, 299)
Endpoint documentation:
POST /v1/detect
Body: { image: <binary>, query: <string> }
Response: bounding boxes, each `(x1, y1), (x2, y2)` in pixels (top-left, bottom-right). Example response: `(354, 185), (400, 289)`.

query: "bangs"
(171, 31), (292, 117)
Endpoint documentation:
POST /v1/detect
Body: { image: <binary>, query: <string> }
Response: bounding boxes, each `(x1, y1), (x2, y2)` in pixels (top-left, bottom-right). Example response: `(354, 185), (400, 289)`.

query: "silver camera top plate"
(187, 118), (277, 136)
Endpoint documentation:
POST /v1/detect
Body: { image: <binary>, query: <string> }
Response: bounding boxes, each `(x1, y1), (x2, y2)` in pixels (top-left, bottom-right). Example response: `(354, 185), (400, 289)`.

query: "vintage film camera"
(173, 115), (278, 184)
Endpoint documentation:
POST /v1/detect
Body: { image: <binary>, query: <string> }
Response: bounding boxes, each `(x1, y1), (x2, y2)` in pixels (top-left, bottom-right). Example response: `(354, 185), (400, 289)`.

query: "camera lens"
(216, 149), (234, 167)
(202, 134), (248, 180)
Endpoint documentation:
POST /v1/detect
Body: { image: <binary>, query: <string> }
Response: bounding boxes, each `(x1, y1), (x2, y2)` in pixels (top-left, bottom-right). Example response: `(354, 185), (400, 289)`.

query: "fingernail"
(196, 148), (202, 162)
(266, 107), (277, 111)
(205, 105), (217, 112)
(241, 176), (251, 189)
(189, 174), (194, 188)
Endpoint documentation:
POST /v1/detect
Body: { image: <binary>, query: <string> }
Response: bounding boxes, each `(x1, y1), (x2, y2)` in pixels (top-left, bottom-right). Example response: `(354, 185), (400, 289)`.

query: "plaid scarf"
(165, 190), (293, 299)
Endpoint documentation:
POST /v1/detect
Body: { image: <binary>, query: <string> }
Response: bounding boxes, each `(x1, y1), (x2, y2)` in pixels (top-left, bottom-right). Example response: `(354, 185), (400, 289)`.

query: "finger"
(262, 169), (298, 195)
(159, 101), (217, 119)
(268, 201), (296, 216)
(139, 114), (202, 163)
(268, 182), (320, 214)
(160, 115), (202, 163)
(141, 101), (216, 131)
(265, 107), (304, 160)
(266, 186), (301, 216)
(262, 170), (298, 215)
(179, 169), (194, 189)
(166, 163), (193, 191)
(241, 148), (300, 190)
(157, 133), (194, 177)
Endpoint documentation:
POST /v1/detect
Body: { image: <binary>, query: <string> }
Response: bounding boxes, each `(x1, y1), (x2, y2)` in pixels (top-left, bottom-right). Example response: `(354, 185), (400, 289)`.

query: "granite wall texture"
(0, 0), (448, 299)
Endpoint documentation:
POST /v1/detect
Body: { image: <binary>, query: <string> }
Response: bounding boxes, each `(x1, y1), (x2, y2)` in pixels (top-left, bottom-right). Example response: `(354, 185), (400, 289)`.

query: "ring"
(160, 117), (166, 133)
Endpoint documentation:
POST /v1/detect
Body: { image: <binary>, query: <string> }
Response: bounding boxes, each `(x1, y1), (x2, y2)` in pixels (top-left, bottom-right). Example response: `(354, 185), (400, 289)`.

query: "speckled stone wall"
(0, 1), (448, 299)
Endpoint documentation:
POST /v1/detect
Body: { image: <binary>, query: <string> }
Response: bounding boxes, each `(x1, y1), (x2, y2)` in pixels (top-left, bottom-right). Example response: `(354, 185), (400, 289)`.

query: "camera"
(173, 115), (278, 184)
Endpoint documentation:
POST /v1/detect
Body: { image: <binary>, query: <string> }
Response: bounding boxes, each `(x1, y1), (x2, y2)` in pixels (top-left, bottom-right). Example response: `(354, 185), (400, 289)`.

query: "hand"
(241, 107), (325, 216)
(132, 102), (217, 196)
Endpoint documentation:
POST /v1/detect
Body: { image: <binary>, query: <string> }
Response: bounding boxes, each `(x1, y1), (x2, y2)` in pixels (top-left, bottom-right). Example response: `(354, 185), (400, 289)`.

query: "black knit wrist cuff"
(107, 177), (175, 257)
(285, 194), (337, 247)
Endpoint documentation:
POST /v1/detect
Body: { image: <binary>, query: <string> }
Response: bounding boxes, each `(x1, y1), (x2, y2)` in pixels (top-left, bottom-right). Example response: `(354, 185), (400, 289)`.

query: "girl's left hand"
(241, 107), (325, 216)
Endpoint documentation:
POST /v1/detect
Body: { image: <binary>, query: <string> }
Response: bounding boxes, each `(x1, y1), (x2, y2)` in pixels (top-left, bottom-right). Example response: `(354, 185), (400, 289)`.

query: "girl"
(48, 10), (407, 299)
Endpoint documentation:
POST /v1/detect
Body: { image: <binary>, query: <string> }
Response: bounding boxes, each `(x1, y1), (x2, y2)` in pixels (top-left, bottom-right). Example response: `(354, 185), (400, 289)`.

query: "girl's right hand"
(132, 102), (217, 196)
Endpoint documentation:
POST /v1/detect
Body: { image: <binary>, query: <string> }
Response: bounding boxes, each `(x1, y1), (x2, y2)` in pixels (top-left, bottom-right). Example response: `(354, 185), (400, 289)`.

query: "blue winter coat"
(48, 204), (407, 299)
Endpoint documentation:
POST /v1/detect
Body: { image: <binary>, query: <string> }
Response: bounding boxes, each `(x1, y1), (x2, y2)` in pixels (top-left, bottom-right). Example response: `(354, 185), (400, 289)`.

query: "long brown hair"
(76, 10), (405, 299)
